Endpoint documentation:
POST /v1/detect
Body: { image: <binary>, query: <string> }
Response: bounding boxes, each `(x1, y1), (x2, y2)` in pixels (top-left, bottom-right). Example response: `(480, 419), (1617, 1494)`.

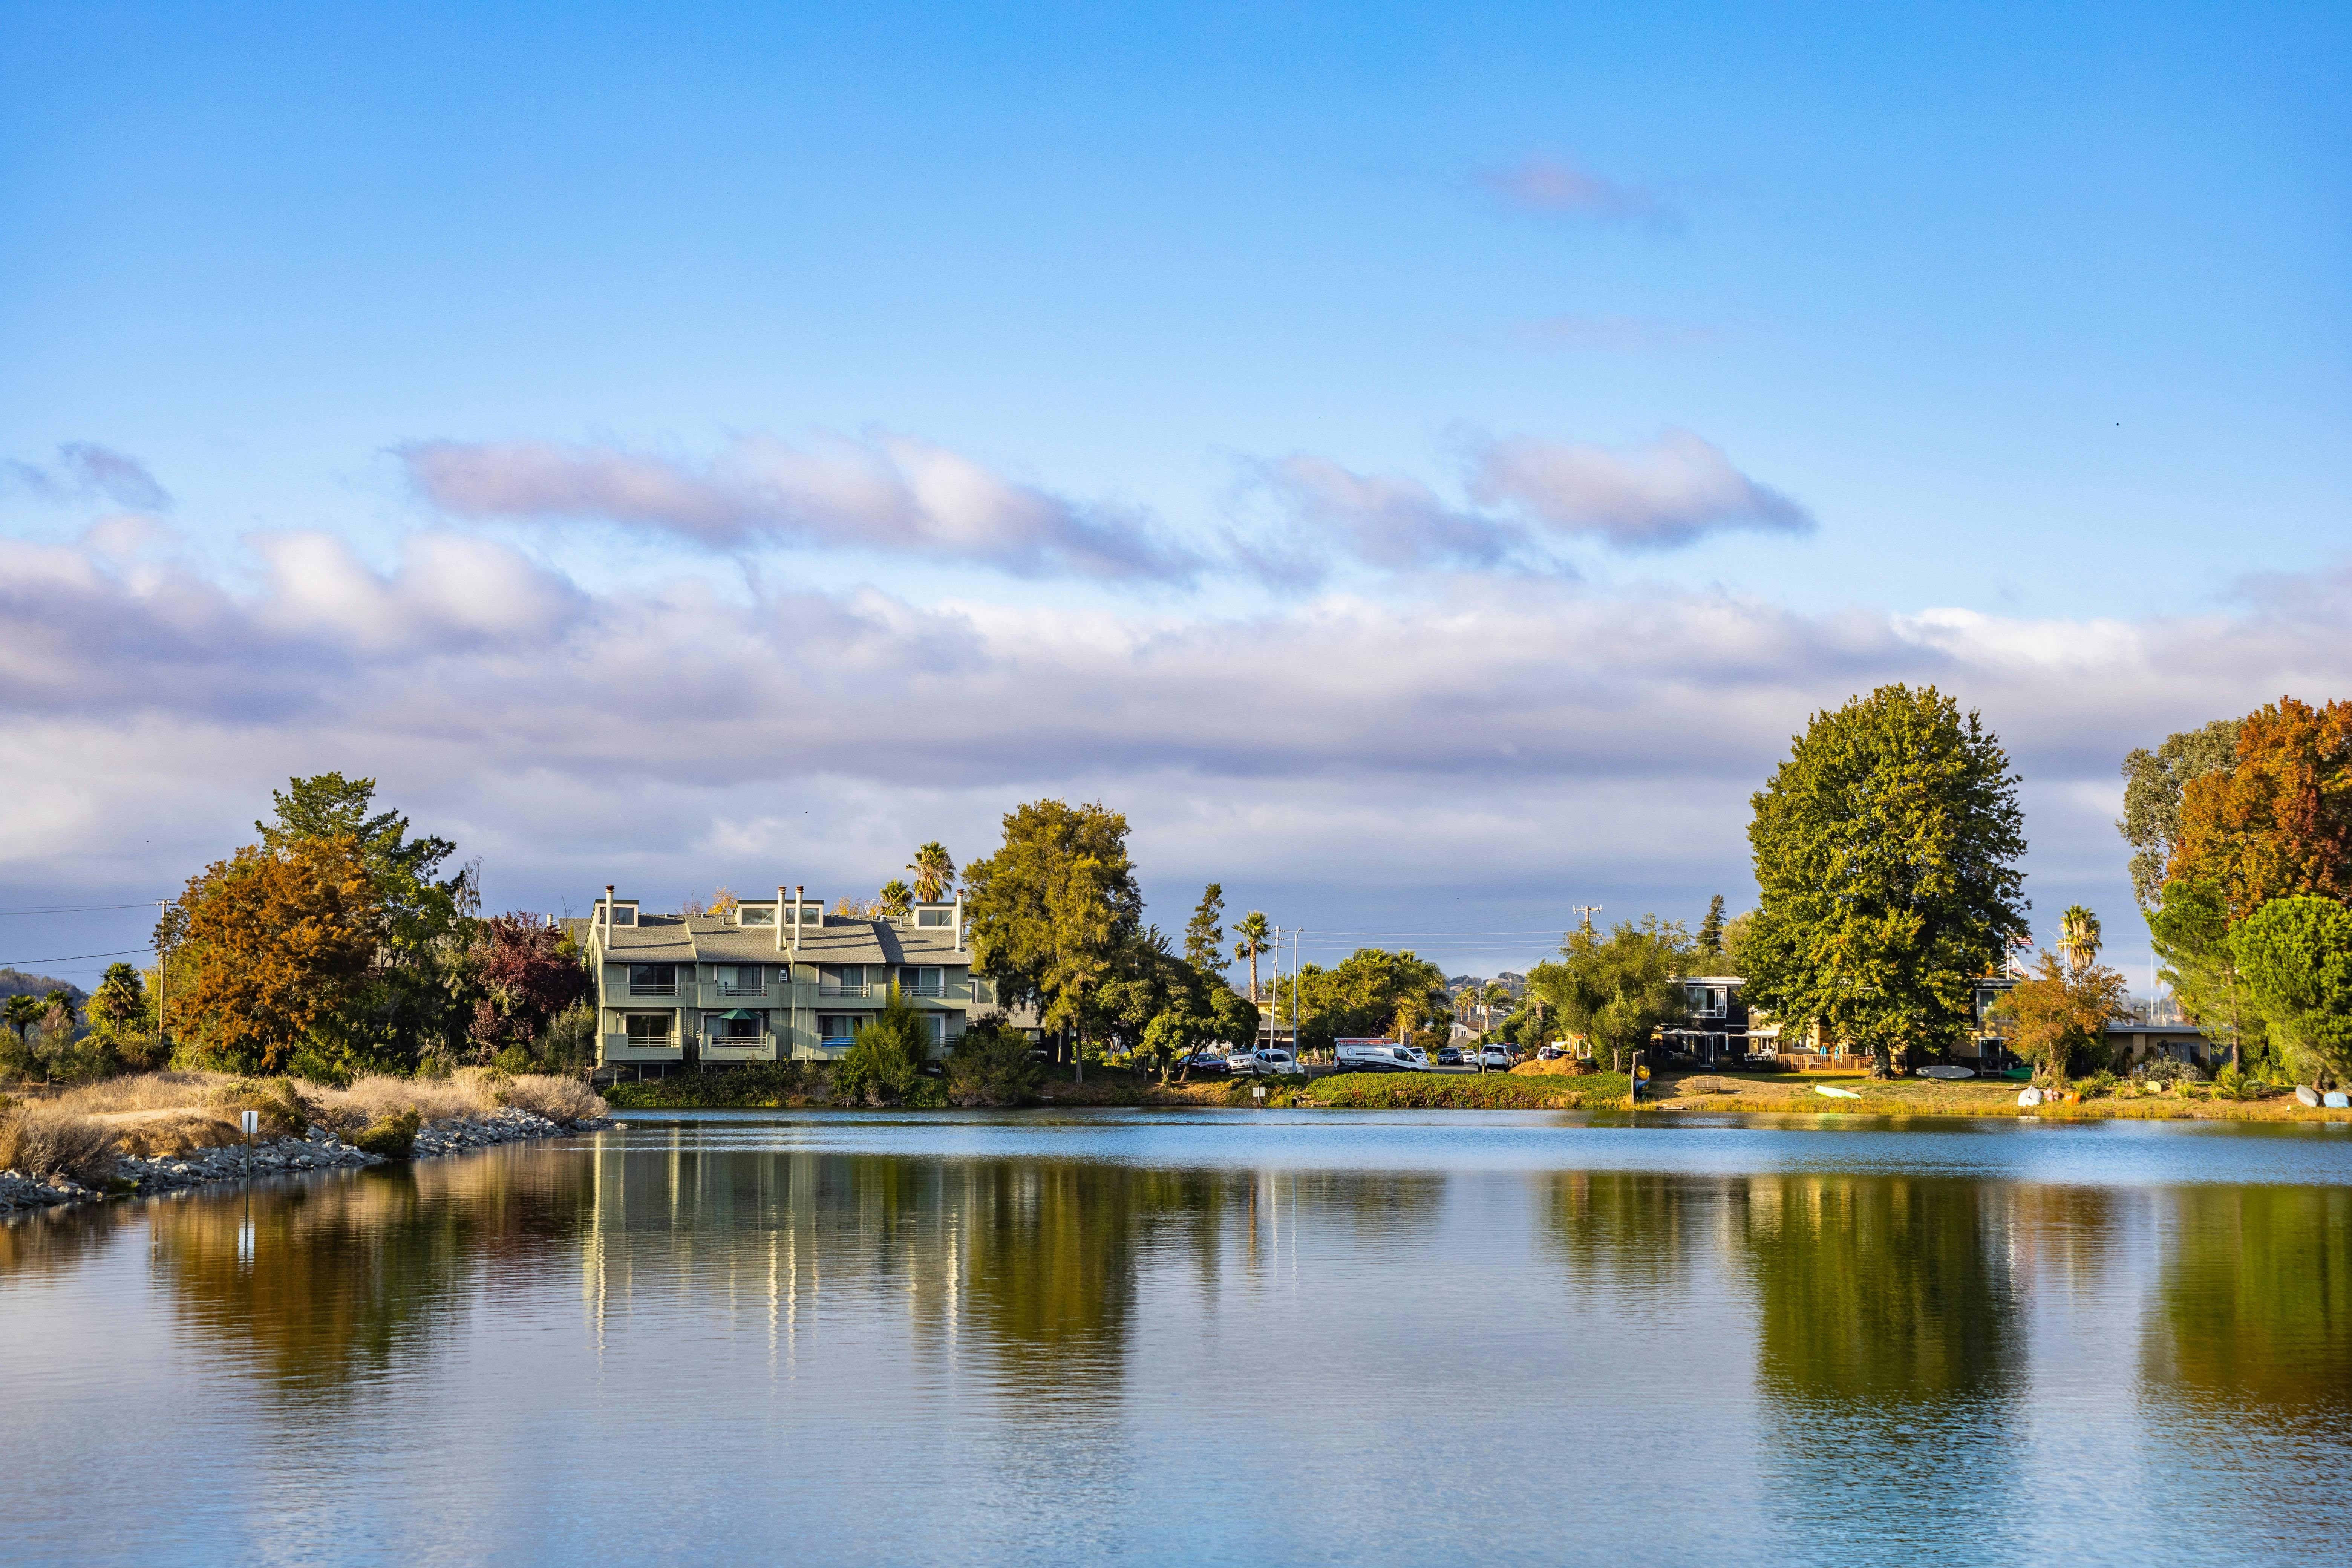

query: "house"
(576, 885), (998, 1075)
(1661, 972), (2027, 1069)
(2102, 1020), (2221, 1072)
(1656, 975), (1751, 1063)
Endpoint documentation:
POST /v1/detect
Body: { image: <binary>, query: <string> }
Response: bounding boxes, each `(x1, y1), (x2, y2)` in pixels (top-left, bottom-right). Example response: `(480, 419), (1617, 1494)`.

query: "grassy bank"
(1302, 1070), (1634, 1110)
(0, 1069), (608, 1184)
(1641, 1070), (2352, 1122)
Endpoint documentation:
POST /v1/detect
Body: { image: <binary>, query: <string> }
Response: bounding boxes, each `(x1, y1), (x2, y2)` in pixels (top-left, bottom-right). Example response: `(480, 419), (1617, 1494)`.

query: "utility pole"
(1570, 904), (1602, 935)
(155, 900), (169, 1052)
(1269, 926), (1281, 1050)
(1291, 927), (1302, 1068)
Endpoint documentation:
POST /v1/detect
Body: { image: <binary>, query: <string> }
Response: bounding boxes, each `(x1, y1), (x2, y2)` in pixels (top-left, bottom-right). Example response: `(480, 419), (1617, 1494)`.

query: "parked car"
(1476, 1045), (1514, 1070)
(1436, 1045), (1464, 1065)
(1180, 1049), (1229, 1077)
(1535, 1044), (1560, 1061)
(1245, 1048), (1297, 1076)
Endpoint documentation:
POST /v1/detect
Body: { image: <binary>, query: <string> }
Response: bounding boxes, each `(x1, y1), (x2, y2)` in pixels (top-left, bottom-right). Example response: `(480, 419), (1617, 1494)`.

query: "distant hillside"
(0, 969), (87, 1003)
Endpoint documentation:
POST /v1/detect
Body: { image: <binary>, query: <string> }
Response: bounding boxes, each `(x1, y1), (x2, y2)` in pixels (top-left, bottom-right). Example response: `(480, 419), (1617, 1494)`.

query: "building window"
(606, 905), (637, 927)
(818, 1014), (864, 1046)
(820, 965), (866, 997)
(625, 1014), (672, 1045)
(629, 964), (677, 997)
(924, 1013), (946, 1050)
(718, 965), (763, 996)
(903, 966), (942, 997)
(738, 906), (776, 926)
(709, 1013), (762, 1040)
(916, 908), (951, 928)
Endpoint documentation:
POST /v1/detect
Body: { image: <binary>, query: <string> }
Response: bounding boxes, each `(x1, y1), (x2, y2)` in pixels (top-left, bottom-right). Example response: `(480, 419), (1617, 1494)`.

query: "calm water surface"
(3, 1111), (2348, 1566)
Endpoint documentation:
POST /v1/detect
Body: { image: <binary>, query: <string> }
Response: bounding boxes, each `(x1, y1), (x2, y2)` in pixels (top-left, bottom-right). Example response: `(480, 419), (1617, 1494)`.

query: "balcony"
(602, 1031), (683, 1060)
(698, 982), (771, 1007)
(700, 1033), (777, 1061)
(626, 981), (676, 998)
(817, 981), (874, 999)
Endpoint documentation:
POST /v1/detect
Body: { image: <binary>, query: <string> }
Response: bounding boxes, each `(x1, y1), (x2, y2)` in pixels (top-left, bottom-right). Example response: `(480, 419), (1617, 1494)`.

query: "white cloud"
(2, 443), (171, 511)
(402, 431), (1203, 583)
(3, 531), (2344, 948)
(1467, 429), (1813, 549)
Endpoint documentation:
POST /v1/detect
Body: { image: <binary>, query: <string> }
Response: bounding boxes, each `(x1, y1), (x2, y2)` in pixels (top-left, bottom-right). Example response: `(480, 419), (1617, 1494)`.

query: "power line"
(0, 946), (153, 966)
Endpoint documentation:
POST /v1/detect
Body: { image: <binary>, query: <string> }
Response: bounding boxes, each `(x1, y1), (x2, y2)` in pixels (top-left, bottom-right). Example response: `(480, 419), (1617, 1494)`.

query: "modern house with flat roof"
(574, 885), (1000, 1074)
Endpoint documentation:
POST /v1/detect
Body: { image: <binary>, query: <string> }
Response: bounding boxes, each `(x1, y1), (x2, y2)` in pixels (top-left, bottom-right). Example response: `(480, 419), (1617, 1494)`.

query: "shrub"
(352, 1108), (421, 1159)
(833, 987), (931, 1106)
(604, 1063), (813, 1109)
(0, 1104), (121, 1184)
(1306, 1071), (1626, 1110)
(499, 1073), (607, 1124)
(211, 1077), (320, 1139)
(540, 1003), (599, 1070)
(2138, 1058), (2206, 1085)
(946, 1022), (1045, 1106)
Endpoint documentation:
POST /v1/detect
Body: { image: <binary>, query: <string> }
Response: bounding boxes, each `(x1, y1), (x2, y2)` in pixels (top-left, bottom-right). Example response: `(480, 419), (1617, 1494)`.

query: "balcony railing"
(627, 982), (676, 998)
(816, 981), (873, 999)
(714, 982), (766, 998)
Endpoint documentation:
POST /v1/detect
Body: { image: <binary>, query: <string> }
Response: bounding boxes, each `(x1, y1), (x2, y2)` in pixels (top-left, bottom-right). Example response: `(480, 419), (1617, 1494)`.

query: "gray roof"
(581, 910), (969, 968)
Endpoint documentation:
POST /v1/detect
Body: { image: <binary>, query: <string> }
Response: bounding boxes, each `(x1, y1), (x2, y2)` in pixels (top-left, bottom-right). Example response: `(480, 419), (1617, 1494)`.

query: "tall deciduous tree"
(1527, 916), (1693, 1063)
(159, 834), (387, 1072)
(1183, 883), (1227, 970)
(963, 799), (1142, 1049)
(1993, 952), (2133, 1086)
(1278, 948), (1449, 1054)
(2170, 697), (2352, 917)
(2118, 718), (2242, 910)
(2229, 895), (2352, 1086)
(1743, 684), (2028, 1075)
(466, 914), (592, 1060)
(2147, 876), (2266, 1073)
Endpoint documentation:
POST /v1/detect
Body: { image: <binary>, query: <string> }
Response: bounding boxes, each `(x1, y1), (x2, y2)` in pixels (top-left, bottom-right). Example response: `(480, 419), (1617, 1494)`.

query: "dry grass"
(43, 1071), (239, 1115)
(111, 1110), (243, 1158)
(0, 1104), (122, 1184)
(326, 1072), (491, 1128)
(499, 1073), (607, 1123)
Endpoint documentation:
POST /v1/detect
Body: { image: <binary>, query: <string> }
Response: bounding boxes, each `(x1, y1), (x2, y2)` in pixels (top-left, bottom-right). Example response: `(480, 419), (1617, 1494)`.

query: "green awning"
(717, 1008), (761, 1021)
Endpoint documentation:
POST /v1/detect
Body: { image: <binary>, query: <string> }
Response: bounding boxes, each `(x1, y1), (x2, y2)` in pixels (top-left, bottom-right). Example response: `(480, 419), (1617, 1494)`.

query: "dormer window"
(915, 907), (952, 928)
(603, 901), (638, 927)
(738, 905), (776, 926)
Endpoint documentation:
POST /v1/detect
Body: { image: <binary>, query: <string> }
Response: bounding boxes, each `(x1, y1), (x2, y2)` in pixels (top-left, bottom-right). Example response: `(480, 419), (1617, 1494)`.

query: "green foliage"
(964, 799), (1143, 1035)
(906, 842), (956, 903)
(86, 963), (152, 1038)
(877, 879), (914, 919)
(1233, 910), (1272, 999)
(2147, 876), (2268, 1071)
(1306, 1070), (1628, 1109)
(1527, 916), (1693, 1061)
(2230, 895), (2352, 1085)
(946, 1016), (1046, 1105)
(1183, 883), (1227, 970)
(1274, 948), (1449, 1050)
(539, 1002), (599, 1070)
(605, 1063), (816, 1109)
(1743, 684), (2028, 1072)
(1697, 895), (1726, 955)
(352, 1108), (421, 1159)
(832, 985), (933, 1105)
(2118, 718), (2243, 910)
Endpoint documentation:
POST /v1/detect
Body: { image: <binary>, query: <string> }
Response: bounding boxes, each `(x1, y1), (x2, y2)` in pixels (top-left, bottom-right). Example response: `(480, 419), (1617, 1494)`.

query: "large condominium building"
(578, 886), (1000, 1073)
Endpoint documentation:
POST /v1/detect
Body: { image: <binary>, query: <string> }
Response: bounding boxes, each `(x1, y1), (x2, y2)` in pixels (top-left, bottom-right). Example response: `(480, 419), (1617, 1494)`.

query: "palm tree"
(2059, 905), (2102, 977)
(907, 842), (955, 903)
(4, 992), (40, 1046)
(1234, 911), (1271, 1003)
(877, 880), (914, 920)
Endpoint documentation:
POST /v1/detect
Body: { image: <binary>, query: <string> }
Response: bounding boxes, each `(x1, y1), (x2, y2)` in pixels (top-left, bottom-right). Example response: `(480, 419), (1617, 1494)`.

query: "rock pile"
(2, 1105), (617, 1215)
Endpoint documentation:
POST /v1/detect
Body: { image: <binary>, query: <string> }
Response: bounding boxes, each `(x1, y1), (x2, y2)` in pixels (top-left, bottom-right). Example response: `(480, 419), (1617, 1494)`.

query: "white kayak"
(1918, 1065), (1975, 1080)
(2018, 1087), (2044, 1107)
(1814, 1084), (1862, 1099)
(2297, 1086), (2321, 1107)
(2329, 1092), (2350, 1109)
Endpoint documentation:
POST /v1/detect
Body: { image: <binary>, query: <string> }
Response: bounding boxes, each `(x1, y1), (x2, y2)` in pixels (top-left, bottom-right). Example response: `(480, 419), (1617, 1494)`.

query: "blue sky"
(2, 2), (2346, 986)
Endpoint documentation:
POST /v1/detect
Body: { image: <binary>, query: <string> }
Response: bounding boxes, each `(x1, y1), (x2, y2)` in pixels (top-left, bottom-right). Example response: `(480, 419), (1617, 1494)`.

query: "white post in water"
(239, 1108), (260, 1174)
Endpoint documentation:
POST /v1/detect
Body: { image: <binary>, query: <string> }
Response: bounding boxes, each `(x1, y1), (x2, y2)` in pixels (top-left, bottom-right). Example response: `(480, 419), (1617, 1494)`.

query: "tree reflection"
(1539, 1170), (1711, 1300)
(1739, 1176), (2020, 1405)
(2145, 1184), (2352, 1411)
(148, 1154), (592, 1395)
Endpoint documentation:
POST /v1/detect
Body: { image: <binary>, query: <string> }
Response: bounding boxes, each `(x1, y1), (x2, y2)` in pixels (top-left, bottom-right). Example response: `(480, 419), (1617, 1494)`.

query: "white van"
(1335, 1040), (1429, 1073)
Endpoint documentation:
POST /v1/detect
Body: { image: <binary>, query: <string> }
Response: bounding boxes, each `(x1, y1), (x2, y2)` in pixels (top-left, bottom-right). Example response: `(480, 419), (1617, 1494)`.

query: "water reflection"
(2145, 1184), (2352, 1410)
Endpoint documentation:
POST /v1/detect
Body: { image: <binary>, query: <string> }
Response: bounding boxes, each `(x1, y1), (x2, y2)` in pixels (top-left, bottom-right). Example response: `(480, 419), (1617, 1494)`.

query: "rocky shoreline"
(0, 1107), (616, 1216)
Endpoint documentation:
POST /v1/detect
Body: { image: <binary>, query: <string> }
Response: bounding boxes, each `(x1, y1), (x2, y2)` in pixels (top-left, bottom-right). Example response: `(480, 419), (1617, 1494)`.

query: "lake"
(2, 1110), (2348, 1566)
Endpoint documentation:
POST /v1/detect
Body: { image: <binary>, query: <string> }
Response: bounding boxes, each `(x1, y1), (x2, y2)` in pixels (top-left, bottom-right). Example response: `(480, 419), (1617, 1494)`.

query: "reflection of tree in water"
(958, 1162), (1160, 1390)
(1739, 1175), (2020, 1407)
(1538, 1170), (1711, 1300)
(2145, 1184), (2352, 1412)
(149, 1155), (593, 1397)
(0, 1202), (133, 1280)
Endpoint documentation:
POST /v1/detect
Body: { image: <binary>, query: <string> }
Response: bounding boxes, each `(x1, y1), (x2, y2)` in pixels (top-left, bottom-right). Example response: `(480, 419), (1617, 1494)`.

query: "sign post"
(239, 1109), (260, 1174)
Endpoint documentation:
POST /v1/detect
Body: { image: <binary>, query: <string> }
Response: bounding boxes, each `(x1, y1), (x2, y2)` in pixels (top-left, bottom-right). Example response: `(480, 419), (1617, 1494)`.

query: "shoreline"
(0, 1109), (616, 1219)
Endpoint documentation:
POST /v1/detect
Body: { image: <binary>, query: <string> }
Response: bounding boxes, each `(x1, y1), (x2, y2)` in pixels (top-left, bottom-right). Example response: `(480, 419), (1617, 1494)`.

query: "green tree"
(963, 799), (1143, 1055)
(877, 879), (914, 920)
(4, 992), (42, 1048)
(1233, 910), (1271, 1002)
(945, 1014), (1045, 1105)
(1743, 684), (2029, 1076)
(2148, 876), (2267, 1073)
(833, 985), (939, 1105)
(86, 963), (151, 1037)
(1527, 916), (1692, 1065)
(1697, 895), (1726, 955)
(1141, 1008), (1211, 1081)
(2058, 904), (2102, 975)
(2117, 718), (2242, 910)
(2230, 895), (2352, 1087)
(1278, 948), (1448, 1054)
(906, 842), (956, 903)
(1183, 883), (1226, 970)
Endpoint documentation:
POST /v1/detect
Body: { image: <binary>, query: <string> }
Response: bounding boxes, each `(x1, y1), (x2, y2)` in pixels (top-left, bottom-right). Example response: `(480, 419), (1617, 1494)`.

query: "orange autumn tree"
(161, 834), (387, 1072)
(2170, 697), (2352, 919)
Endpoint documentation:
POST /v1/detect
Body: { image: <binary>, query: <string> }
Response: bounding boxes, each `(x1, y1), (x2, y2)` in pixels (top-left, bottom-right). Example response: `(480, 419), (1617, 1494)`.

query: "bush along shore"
(0, 1069), (613, 1217)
